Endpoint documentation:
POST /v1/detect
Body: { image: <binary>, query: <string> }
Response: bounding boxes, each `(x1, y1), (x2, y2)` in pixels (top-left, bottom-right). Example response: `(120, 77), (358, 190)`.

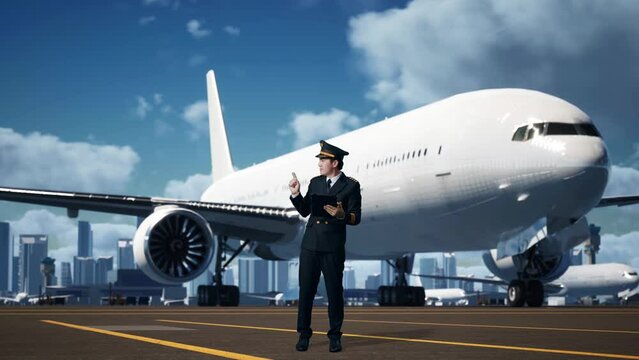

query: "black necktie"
(327, 179), (332, 192)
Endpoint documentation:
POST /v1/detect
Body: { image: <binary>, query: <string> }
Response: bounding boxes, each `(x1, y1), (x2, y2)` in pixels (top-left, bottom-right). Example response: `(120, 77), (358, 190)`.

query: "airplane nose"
(549, 137), (610, 219)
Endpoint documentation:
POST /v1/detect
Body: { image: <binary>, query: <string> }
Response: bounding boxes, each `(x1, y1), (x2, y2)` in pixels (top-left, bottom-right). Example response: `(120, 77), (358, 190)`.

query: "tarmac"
(1, 306), (638, 359)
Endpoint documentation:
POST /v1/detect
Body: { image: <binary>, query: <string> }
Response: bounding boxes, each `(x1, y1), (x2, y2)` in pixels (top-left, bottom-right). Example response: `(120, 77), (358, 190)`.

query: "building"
(77, 221), (93, 258)
(18, 235), (48, 295)
(41, 257), (56, 288)
(482, 279), (499, 293)
(117, 238), (135, 270)
(434, 267), (447, 289)
(59, 262), (72, 286)
(95, 256), (114, 284)
(12, 256), (19, 292)
(571, 248), (583, 265)
(0, 222), (11, 293)
(74, 256), (96, 285)
(239, 258), (268, 293)
(365, 274), (381, 290)
(267, 260), (289, 292)
(380, 260), (394, 286)
(419, 258), (437, 289)
(443, 253), (457, 288)
(343, 267), (356, 289)
(223, 267), (235, 286)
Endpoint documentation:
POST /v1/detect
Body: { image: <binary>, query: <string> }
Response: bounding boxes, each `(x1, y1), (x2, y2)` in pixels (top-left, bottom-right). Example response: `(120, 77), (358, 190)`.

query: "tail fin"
(206, 70), (234, 182)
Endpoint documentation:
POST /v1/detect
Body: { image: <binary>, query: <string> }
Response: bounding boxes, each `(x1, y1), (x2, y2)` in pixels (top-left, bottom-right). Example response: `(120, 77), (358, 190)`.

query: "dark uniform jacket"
(290, 173), (361, 252)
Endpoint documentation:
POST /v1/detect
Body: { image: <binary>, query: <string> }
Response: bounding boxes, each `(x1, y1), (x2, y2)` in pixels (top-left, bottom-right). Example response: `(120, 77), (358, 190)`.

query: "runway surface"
(1, 306), (638, 359)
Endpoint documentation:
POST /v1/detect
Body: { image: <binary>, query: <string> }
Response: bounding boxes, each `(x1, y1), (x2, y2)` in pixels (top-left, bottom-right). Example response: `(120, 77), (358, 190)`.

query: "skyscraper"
(117, 239), (135, 269)
(77, 221), (93, 258)
(419, 258), (437, 289)
(12, 256), (19, 292)
(74, 256), (95, 285)
(380, 260), (394, 286)
(59, 262), (72, 286)
(267, 260), (288, 292)
(18, 235), (48, 295)
(95, 256), (114, 284)
(365, 274), (381, 290)
(343, 267), (356, 289)
(0, 222), (11, 293)
(443, 253), (457, 288)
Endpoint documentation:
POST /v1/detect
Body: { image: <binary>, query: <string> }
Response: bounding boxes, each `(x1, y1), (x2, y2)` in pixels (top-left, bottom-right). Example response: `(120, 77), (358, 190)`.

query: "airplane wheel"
(219, 285), (240, 306)
(507, 280), (526, 307)
(197, 285), (217, 306)
(526, 280), (544, 307)
(413, 286), (425, 306)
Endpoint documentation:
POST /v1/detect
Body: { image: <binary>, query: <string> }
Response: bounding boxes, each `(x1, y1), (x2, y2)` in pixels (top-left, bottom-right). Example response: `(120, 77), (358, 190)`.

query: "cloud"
(142, 0), (171, 6)
(187, 20), (211, 39)
(279, 108), (361, 149)
(604, 165), (639, 197)
(598, 231), (639, 269)
(154, 119), (173, 136)
(223, 26), (240, 36)
(153, 93), (163, 105)
(8, 209), (136, 270)
(182, 100), (208, 139)
(188, 54), (207, 67)
(0, 128), (139, 193)
(164, 173), (211, 200)
(135, 95), (152, 118)
(138, 16), (156, 25)
(347, 0), (639, 111)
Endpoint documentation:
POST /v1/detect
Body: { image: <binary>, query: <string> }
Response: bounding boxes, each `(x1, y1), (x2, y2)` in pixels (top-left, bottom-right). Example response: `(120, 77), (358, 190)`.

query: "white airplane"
(417, 262), (639, 304)
(0, 292), (31, 305)
(545, 263), (639, 299)
(1, 70), (638, 306)
(248, 287), (323, 306)
(424, 288), (469, 306)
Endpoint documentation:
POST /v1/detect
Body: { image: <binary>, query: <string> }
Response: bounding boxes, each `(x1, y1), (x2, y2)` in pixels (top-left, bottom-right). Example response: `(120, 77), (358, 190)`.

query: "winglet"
(206, 70), (234, 182)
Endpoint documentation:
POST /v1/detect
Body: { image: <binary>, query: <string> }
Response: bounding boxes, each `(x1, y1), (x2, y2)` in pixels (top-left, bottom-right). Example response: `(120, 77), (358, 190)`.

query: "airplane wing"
(0, 186), (301, 241)
(246, 294), (278, 301)
(411, 273), (507, 286)
(596, 195), (639, 208)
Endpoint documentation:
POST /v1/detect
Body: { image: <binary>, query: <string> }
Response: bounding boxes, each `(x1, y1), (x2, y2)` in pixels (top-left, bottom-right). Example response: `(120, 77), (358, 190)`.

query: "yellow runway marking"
(346, 319), (639, 335)
(41, 320), (270, 360)
(159, 319), (639, 360)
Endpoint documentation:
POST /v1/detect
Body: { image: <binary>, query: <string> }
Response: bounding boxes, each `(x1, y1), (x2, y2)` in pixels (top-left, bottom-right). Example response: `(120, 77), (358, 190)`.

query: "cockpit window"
(512, 122), (602, 141)
(628, 271), (638, 276)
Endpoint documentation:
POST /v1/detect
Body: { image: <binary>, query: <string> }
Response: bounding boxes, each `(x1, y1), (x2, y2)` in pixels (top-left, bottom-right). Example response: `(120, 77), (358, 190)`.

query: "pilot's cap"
(316, 140), (349, 160)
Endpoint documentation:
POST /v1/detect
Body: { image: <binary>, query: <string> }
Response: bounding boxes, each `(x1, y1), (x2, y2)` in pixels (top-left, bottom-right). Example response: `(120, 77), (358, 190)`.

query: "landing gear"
(197, 236), (247, 306)
(507, 279), (544, 307)
(507, 280), (526, 307)
(377, 255), (425, 306)
(526, 280), (544, 307)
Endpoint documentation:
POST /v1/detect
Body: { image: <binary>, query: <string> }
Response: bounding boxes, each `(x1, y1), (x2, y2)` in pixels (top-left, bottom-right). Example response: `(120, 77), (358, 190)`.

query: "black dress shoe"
(329, 337), (342, 352)
(296, 337), (309, 351)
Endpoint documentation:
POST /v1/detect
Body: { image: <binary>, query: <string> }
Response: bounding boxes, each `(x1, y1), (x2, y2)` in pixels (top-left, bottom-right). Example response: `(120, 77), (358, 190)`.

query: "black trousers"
(297, 248), (345, 339)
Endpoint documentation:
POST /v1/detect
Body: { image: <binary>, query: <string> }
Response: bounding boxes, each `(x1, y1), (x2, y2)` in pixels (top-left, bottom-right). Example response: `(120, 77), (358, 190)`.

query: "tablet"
(311, 194), (337, 218)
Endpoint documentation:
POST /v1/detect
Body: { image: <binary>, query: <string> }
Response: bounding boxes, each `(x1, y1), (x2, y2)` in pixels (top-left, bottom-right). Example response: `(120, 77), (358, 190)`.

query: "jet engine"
(133, 206), (216, 284)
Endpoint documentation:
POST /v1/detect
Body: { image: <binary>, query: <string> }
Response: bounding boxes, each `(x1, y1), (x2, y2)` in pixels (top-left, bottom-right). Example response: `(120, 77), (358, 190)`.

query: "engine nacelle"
(482, 248), (571, 283)
(134, 206), (216, 284)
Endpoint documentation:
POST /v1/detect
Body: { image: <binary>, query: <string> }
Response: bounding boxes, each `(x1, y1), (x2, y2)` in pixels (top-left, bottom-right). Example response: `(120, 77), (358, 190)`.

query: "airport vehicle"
(1, 70), (637, 306)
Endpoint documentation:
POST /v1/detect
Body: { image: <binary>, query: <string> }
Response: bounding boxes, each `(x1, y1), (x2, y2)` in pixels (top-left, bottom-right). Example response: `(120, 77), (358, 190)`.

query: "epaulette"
(347, 176), (359, 183)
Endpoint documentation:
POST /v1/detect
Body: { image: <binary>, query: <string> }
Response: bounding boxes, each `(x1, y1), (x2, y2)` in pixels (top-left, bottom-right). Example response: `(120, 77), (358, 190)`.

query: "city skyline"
(1, 1), (639, 292)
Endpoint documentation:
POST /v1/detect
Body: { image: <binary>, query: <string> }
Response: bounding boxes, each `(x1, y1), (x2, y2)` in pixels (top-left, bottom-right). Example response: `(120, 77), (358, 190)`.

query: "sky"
(1, 0), (639, 288)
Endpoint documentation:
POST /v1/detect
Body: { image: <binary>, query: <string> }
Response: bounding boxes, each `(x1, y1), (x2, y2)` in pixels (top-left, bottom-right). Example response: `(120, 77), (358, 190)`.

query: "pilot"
(288, 140), (362, 353)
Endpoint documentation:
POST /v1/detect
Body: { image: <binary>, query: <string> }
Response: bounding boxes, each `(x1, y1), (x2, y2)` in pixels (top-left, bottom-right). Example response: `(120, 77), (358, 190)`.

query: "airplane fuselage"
(203, 89), (610, 260)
